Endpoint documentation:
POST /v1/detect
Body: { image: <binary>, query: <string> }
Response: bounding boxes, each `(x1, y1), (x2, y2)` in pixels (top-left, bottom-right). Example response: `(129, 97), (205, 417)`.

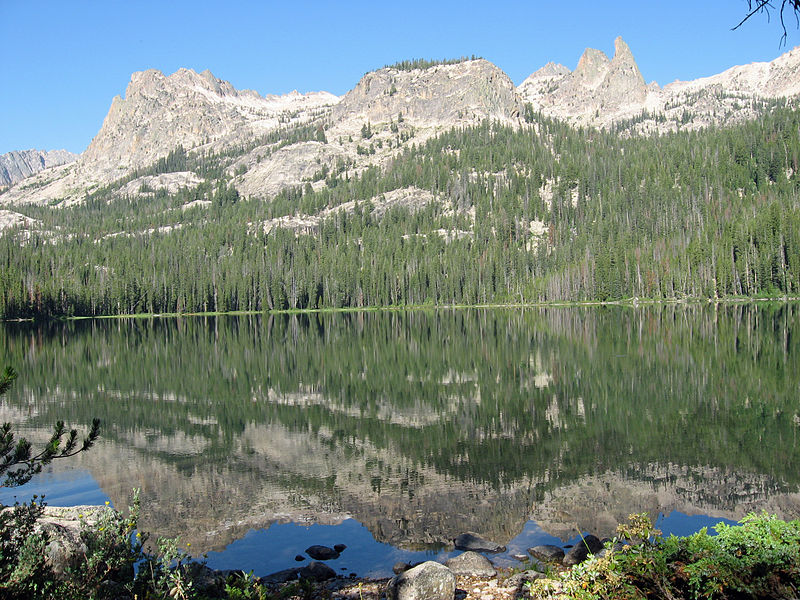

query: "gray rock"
(511, 553), (528, 562)
(393, 561), (413, 574)
(562, 534), (603, 566)
(261, 568), (300, 584)
(21, 505), (116, 580)
(445, 551), (496, 577)
(453, 532), (506, 553)
(0, 149), (77, 188)
(333, 543), (347, 553)
(386, 561), (456, 600)
(299, 561), (337, 581)
(333, 60), (523, 133)
(181, 563), (226, 598)
(505, 570), (544, 588)
(528, 544), (565, 562)
(305, 544), (340, 560)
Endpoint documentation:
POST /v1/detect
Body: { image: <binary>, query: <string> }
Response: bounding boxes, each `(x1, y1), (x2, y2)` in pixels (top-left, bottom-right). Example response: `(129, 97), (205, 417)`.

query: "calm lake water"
(0, 305), (798, 576)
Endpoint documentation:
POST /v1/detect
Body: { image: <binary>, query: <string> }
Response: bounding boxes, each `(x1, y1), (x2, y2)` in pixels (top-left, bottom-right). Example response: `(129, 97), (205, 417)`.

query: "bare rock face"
(235, 141), (347, 200)
(0, 209), (40, 234)
(0, 149), (77, 188)
(599, 37), (647, 107)
(115, 171), (203, 199)
(332, 59), (522, 127)
(82, 68), (337, 179)
(518, 36), (647, 125)
(574, 47), (611, 87)
(517, 62), (571, 99)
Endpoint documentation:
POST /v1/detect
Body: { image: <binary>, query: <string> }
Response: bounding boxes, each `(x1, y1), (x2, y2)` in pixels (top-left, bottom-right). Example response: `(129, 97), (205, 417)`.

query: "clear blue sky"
(1, 0), (797, 155)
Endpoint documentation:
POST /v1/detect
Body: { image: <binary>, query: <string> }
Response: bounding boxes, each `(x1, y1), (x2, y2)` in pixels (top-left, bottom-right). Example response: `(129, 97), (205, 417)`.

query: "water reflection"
(0, 305), (798, 573)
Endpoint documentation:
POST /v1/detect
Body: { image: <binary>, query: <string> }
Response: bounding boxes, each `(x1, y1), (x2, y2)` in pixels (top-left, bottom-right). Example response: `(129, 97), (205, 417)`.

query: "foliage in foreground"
(0, 493), (321, 600)
(1, 366), (100, 487)
(530, 512), (800, 600)
(0, 491), (205, 600)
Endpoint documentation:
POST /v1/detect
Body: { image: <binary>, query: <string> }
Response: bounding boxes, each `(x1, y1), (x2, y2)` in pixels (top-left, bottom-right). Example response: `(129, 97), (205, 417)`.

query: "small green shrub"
(57, 493), (144, 599)
(529, 512), (800, 600)
(0, 496), (57, 599)
(225, 571), (270, 600)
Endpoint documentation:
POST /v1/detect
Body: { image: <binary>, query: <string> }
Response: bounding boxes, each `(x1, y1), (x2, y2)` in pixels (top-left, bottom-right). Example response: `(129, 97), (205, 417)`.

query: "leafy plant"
(225, 571), (269, 600)
(0, 496), (54, 599)
(529, 512), (800, 600)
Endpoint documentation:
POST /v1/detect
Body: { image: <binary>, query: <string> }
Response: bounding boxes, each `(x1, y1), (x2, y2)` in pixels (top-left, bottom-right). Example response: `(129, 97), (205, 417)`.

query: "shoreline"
(3, 294), (799, 323)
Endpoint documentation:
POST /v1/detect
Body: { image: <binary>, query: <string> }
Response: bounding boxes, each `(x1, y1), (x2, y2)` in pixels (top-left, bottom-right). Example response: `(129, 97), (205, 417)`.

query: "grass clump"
(529, 512), (800, 600)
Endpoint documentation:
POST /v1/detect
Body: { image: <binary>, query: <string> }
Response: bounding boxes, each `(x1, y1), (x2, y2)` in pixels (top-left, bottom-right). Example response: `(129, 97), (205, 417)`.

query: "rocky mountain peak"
(600, 36), (647, 105)
(535, 62), (571, 78)
(80, 67), (336, 179)
(612, 36), (635, 63)
(575, 47), (611, 86)
(332, 58), (522, 127)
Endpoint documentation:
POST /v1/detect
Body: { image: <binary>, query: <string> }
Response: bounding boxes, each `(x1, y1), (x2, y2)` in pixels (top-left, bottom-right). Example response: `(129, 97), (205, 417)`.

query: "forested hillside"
(1, 103), (799, 318)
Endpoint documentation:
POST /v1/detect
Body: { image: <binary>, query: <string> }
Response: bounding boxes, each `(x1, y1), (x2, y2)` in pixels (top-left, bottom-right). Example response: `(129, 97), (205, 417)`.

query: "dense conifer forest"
(1, 104), (799, 318)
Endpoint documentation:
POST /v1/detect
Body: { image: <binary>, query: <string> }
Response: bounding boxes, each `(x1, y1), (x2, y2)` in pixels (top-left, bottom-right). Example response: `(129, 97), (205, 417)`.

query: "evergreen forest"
(1, 103), (799, 318)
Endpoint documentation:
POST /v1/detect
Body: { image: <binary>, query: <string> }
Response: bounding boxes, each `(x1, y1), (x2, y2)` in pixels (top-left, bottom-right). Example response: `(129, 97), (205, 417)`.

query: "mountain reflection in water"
(1, 305), (798, 574)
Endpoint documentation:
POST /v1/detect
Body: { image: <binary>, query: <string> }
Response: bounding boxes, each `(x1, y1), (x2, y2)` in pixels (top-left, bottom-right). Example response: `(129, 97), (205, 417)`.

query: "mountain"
(1, 41), (799, 317)
(232, 58), (522, 200)
(0, 148), (77, 189)
(519, 37), (800, 132)
(3, 41), (800, 208)
(518, 37), (647, 126)
(82, 68), (338, 177)
(0, 69), (339, 206)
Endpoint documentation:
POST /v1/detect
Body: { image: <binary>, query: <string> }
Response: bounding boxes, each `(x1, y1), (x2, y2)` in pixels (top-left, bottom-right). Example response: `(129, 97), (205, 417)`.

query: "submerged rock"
(386, 561), (456, 600)
(528, 544), (565, 562)
(453, 532), (506, 553)
(305, 544), (340, 560)
(511, 553), (529, 562)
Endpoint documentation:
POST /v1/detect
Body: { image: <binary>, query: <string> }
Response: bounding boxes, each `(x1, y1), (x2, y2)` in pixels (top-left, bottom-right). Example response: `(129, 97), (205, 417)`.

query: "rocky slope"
(0, 148), (77, 189)
(233, 58), (523, 201)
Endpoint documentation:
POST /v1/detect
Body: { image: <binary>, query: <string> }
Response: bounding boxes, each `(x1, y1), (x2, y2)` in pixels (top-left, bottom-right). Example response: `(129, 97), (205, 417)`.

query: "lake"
(0, 304), (798, 577)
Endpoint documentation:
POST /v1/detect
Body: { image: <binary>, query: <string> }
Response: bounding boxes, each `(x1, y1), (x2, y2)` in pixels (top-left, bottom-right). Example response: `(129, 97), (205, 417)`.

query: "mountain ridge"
(0, 148), (77, 189)
(2, 39), (799, 207)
